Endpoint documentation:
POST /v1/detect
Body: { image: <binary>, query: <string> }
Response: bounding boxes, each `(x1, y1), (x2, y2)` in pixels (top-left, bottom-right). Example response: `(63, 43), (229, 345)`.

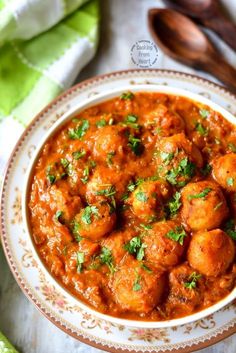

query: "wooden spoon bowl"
(148, 8), (236, 93)
(163, 0), (236, 51)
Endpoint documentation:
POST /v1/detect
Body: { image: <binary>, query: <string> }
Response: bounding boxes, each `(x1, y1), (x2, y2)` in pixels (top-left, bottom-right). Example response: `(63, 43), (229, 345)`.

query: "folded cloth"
(0, 0), (100, 350)
(0, 332), (19, 353)
(0, 0), (100, 179)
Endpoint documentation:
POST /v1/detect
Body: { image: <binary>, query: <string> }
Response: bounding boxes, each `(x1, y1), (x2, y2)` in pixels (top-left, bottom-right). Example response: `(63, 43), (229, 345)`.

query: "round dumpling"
(112, 259), (165, 313)
(142, 220), (187, 268)
(213, 153), (236, 192)
(129, 180), (170, 222)
(166, 263), (204, 317)
(187, 229), (235, 277)
(73, 203), (116, 241)
(155, 133), (203, 187)
(181, 180), (228, 231)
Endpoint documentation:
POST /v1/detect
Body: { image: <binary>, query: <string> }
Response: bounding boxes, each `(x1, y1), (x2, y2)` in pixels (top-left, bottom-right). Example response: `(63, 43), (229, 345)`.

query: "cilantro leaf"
(195, 122), (208, 136)
(135, 191), (148, 202)
(81, 206), (99, 225)
(168, 192), (182, 216)
(68, 120), (89, 139)
(124, 236), (147, 261)
(184, 272), (202, 289)
(120, 91), (134, 100)
(128, 135), (143, 155)
(72, 149), (86, 160)
(77, 252), (85, 273)
(166, 226), (187, 245)
(96, 119), (107, 127)
(99, 247), (115, 273)
(188, 187), (212, 200)
(199, 109), (210, 119)
(224, 219), (236, 240)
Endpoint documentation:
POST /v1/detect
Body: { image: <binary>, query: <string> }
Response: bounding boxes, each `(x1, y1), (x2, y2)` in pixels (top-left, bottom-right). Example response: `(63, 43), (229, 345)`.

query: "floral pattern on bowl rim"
(1, 69), (236, 353)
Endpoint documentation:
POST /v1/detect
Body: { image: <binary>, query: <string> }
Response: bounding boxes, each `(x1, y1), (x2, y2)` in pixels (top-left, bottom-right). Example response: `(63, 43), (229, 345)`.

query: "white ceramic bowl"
(22, 84), (236, 328)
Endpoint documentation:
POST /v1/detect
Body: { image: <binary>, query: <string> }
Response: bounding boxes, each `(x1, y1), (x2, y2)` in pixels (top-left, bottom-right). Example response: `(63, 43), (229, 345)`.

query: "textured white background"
(1, 0), (236, 352)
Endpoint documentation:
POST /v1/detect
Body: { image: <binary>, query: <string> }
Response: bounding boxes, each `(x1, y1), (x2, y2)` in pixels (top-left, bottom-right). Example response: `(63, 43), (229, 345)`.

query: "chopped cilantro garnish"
(107, 151), (115, 166)
(168, 192), (182, 216)
(140, 263), (152, 273)
(124, 114), (140, 129)
(55, 210), (63, 222)
(135, 191), (148, 202)
(77, 252), (85, 273)
(184, 272), (202, 289)
(133, 273), (141, 291)
(228, 143), (236, 153)
(166, 157), (196, 186)
(199, 109), (210, 119)
(68, 120), (89, 139)
(224, 219), (236, 240)
(160, 151), (174, 165)
(81, 206), (99, 225)
(195, 122), (208, 136)
(201, 163), (212, 176)
(96, 185), (116, 208)
(128, 135), (143, 155)
(166, 226), (187, 245)
(120, 92), (134, 100)
(99, 247), (115, 273)
(140, 223), (152, 230)
(96, 119), (107, 127)
(72, 149), (86, 160)
(188, 187), (212, 200)
(124, 237), (147, 261)
(71, 221), (82, 242)
(47, 174), (56, 185)
(127, 181), (136, 192)
(227, 177), (234, 186)
(80, 165), (90, 184)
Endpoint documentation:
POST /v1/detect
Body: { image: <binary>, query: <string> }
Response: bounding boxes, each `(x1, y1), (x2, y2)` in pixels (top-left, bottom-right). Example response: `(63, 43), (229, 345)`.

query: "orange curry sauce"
(29, 92), (236, 321)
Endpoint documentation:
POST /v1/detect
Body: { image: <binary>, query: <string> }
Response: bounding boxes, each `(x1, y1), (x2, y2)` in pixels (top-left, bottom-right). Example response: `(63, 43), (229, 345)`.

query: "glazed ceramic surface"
(1, 70), (236, 353)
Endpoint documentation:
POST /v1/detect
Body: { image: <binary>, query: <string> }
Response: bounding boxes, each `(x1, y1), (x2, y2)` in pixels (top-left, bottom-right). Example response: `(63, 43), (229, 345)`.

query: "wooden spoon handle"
(201, 57), (236, 94)
(202, 17), (236, 52)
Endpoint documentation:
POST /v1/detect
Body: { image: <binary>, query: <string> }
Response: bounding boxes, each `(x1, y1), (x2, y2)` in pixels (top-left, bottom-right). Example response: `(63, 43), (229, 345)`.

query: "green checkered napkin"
(0, 0), (100, 350)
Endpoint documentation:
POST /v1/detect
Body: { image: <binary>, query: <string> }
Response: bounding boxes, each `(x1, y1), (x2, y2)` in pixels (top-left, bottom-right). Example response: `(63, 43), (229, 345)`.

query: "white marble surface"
(1, 0), (236, 352)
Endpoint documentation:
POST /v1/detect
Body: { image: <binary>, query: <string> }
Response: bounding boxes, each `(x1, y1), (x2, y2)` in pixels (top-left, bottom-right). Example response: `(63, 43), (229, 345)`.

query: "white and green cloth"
(0, 0), (100, 351)
(0, 0), (100, 177)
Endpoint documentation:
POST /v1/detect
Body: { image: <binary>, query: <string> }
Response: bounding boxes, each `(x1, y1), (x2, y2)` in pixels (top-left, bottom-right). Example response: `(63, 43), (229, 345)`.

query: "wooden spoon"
(148, 8), (236, 93)
(163, 0), (236, 51)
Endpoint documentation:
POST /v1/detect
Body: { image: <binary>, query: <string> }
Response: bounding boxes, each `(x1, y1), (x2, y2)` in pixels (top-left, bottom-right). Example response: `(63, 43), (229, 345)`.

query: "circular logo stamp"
(130, 39), (158, 68)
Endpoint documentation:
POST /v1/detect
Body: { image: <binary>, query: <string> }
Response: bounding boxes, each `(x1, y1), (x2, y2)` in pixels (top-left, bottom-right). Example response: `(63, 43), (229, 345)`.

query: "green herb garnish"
(184, 272), (202, 289)
(188, 187), (212, 200)
(124, 114), (140, 129)
(107, 152), (115, 166)
(120, 92), (134, 100)
(228, 143), (236, 153)
(227, 178), (234, 186)
(201, 163), (212, 176)
(166, 157), (196, 186)
(166, 226), (187, 245)
(195, 122), (208, 136)
(128, 135), (143, 155)
(68, 120), (89, 139)
(168, 192), (182, 216)
(124, 237), (147, 261)
(81, 165), (90, 184)
(77, 252), (85, 273)
(135, 191), (148, 202)
(224, 219), (236, 240)
(72, 149), (86, 160)
(55, 210), (63, 222)
(160, 151), (174, 165)
(96, 119), (107, 127)
(199, 109), (210, 119)
(133, 273), (141, 291)
(99, 247), (115, 273)
(81, 206), (99, 225)
(140, 263), (152, 273)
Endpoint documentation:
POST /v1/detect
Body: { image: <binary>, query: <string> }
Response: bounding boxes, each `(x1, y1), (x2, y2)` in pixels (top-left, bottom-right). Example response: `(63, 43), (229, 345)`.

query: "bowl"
(22, 84), (236, 328)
